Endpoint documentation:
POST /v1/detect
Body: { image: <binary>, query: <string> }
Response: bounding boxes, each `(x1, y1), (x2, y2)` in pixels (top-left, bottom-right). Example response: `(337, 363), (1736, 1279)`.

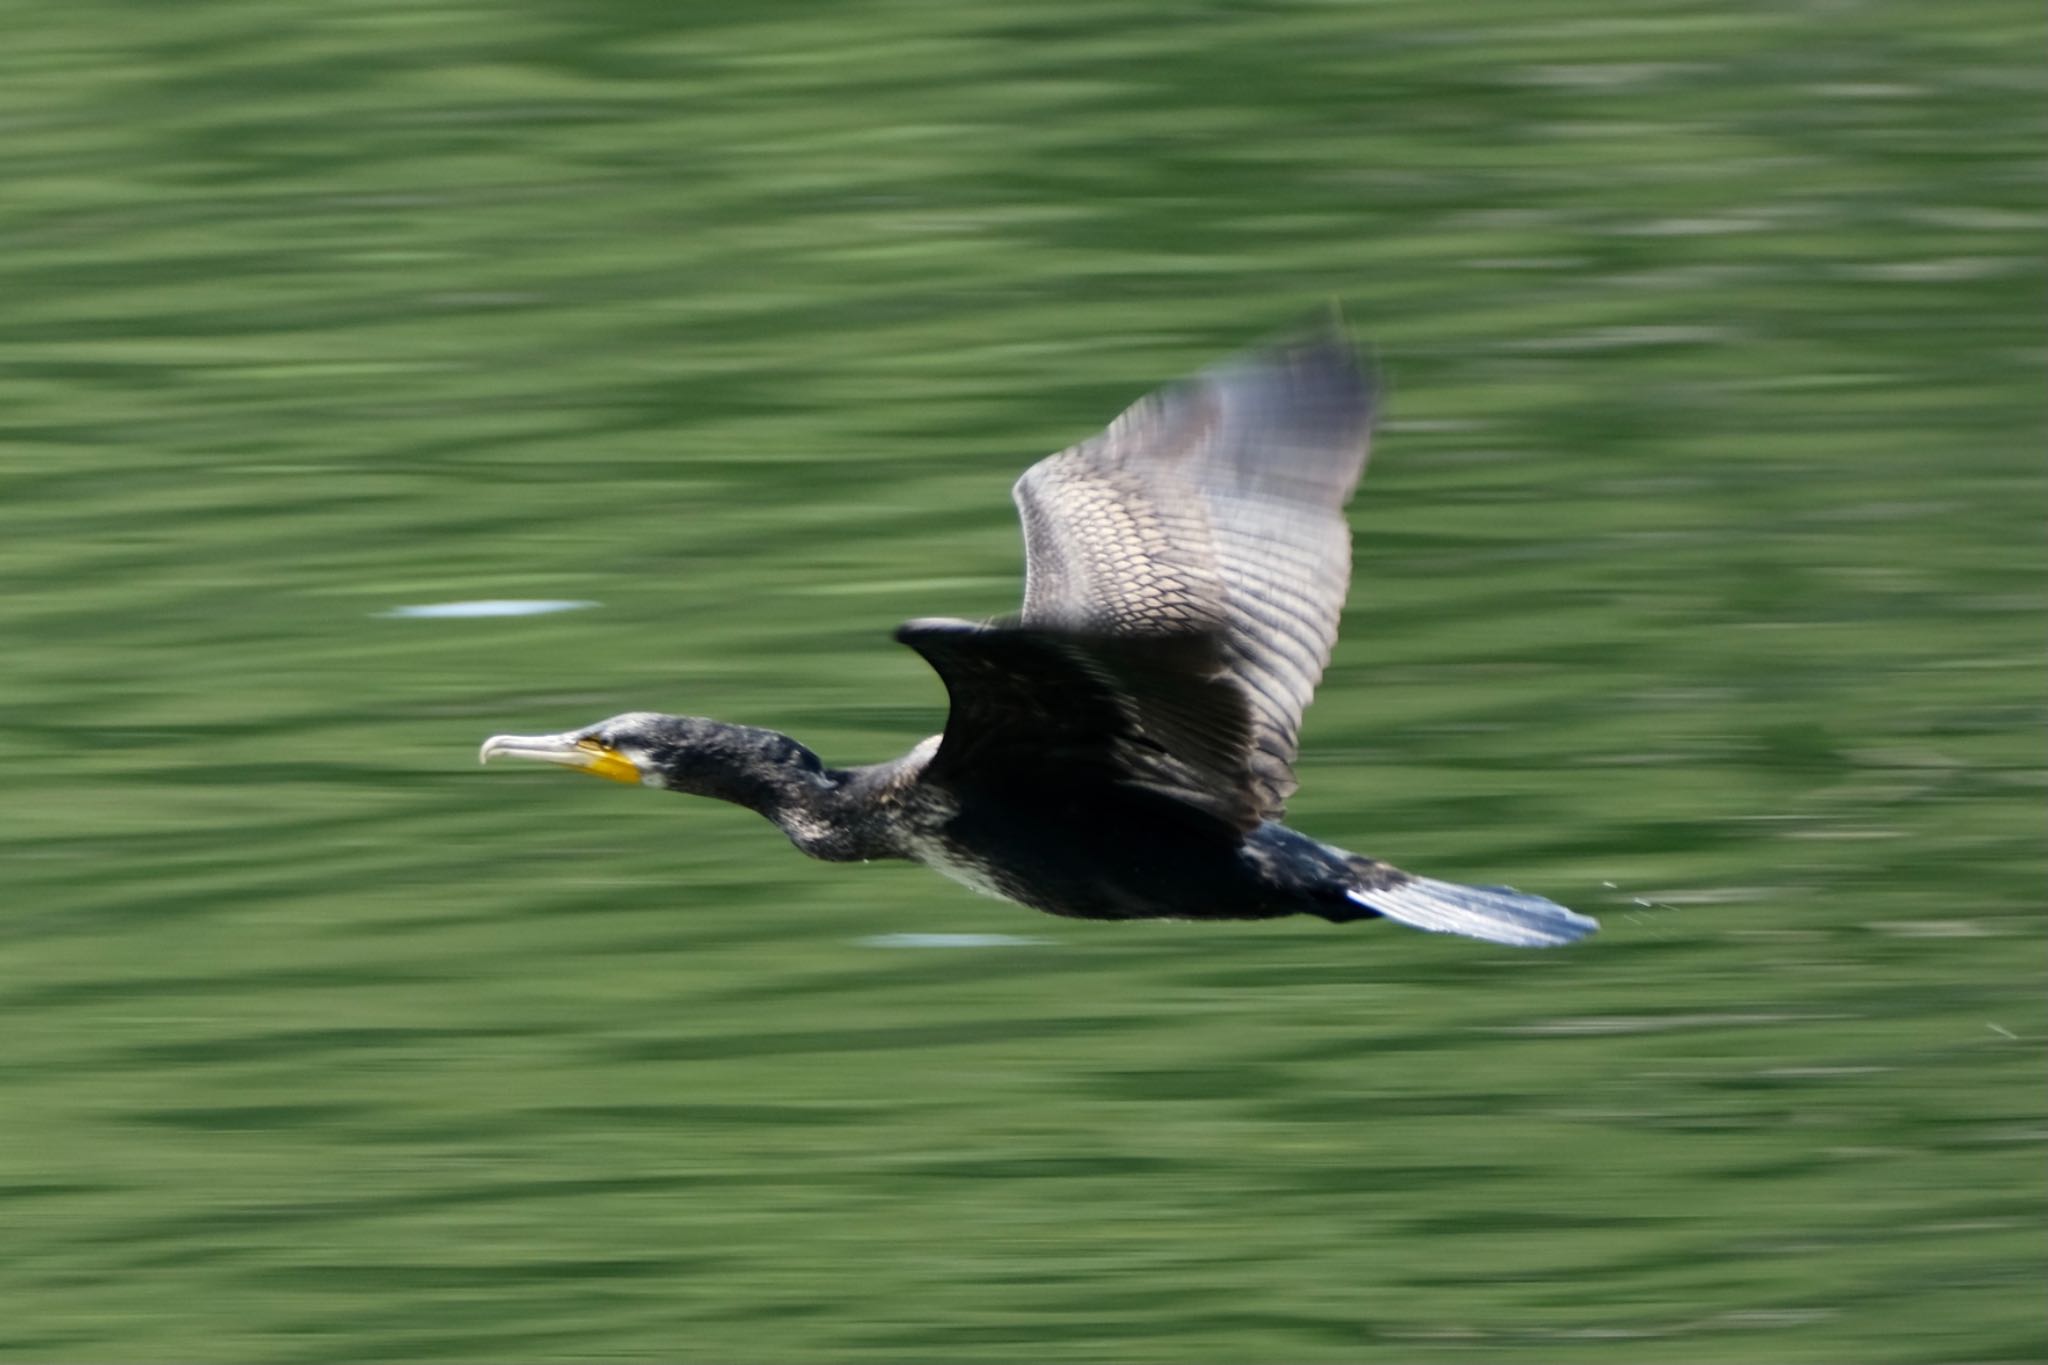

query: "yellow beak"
(478, 733), (644, 785)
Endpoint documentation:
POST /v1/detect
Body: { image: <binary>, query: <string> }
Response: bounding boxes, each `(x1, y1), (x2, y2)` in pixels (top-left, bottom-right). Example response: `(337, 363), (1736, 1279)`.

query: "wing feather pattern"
(1009, 323), (1374, 820)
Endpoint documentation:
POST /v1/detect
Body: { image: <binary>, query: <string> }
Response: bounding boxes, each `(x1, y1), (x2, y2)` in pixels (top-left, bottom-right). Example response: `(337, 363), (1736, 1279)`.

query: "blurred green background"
(2, 1), (2040, 1361)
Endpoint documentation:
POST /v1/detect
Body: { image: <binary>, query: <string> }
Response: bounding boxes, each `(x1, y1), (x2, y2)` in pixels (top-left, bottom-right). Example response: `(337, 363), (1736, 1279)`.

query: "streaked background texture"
(2, 1), (2039, 1361)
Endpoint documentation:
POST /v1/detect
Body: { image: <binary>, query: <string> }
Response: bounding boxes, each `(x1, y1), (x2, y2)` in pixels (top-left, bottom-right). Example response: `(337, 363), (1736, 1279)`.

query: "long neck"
(651, 721), (878, 861)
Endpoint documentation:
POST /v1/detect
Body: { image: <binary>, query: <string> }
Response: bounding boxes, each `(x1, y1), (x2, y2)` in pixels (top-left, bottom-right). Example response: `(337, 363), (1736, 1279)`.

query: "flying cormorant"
(481, 324), (1597, 947)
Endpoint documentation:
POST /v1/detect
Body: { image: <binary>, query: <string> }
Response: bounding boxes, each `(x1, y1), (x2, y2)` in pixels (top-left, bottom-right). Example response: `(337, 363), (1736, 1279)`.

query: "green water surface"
(2, 2), (2041, 1361)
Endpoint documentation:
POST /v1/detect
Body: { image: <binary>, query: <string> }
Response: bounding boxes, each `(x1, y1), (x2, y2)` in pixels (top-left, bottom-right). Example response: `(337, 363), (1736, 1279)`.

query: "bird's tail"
(1345, 872), (1598, 949)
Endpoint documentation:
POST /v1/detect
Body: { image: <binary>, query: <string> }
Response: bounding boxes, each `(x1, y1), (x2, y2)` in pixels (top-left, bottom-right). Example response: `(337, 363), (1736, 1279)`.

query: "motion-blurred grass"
(2, 2), (2041, 1362)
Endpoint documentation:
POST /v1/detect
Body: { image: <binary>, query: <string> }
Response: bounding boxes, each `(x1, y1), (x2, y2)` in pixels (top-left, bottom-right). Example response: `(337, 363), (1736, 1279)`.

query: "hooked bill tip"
(474, 731), (642, 785)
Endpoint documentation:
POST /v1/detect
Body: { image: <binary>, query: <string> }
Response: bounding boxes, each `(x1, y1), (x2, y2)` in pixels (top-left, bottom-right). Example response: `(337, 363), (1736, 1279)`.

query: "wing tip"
(1212, 310), (1377, 428)
(1292, 311), (1377, 408)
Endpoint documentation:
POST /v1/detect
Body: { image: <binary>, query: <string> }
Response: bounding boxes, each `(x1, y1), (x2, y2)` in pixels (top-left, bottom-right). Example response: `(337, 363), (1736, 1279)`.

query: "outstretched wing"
(1011, 321), (1374, 821)
(895, 617), (1261, 832)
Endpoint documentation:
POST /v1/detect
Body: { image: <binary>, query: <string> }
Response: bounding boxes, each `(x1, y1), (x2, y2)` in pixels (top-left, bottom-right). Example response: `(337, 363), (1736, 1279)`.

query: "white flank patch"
(379, 600), (598, 619)
(903, 829), (1015, 904)
(860, 933), (1048, 949)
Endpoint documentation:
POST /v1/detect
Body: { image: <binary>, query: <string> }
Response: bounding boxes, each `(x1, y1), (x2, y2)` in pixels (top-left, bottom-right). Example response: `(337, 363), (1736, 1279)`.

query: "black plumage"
(481, 322), (1597, 947)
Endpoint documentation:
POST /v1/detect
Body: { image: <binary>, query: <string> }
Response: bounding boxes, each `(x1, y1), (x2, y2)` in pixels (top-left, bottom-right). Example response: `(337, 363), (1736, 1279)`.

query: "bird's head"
(479, 712), (825, 797)
(478, 711), (687, 789)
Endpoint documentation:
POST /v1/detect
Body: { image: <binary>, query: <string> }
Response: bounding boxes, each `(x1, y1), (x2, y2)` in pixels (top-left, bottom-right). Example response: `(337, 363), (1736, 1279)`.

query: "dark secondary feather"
(996, 323), (1374, 822)
(894, 618), (1260, 832)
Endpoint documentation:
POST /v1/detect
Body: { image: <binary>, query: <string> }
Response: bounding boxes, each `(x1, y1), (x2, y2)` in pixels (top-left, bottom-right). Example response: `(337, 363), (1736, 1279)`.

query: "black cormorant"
(481, 324), (1597, 947)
